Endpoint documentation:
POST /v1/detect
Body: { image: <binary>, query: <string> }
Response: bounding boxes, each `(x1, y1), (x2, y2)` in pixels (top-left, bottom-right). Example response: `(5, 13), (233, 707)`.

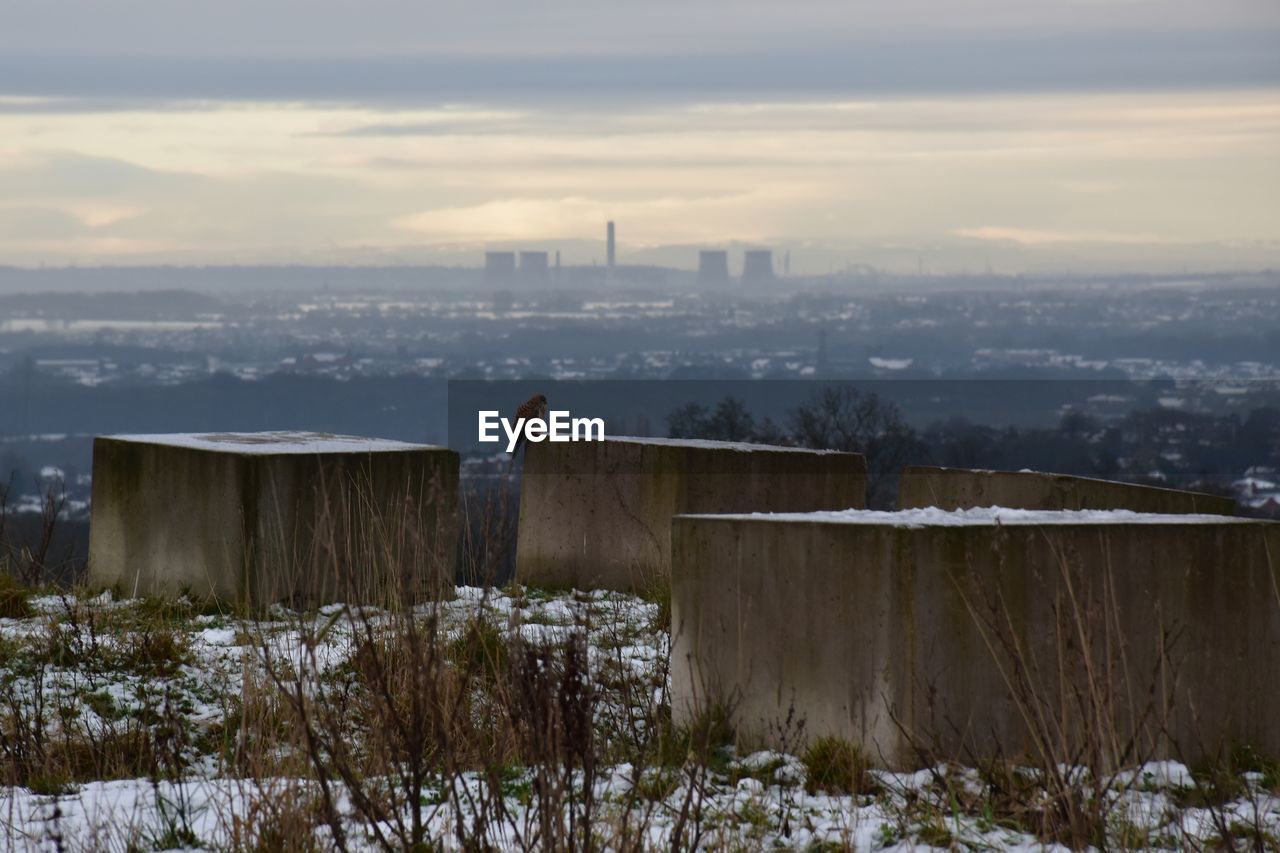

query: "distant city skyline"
(0, 0), (1277, 272)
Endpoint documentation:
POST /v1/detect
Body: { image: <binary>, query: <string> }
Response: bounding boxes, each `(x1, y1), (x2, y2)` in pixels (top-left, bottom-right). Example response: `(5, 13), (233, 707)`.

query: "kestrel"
(510, 393), (548, 460)
(515, 393), (549, 425)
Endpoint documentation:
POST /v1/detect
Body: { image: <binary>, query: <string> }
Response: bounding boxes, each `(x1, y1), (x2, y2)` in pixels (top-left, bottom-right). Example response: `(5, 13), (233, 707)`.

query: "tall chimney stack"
(606, 221), (616, 272)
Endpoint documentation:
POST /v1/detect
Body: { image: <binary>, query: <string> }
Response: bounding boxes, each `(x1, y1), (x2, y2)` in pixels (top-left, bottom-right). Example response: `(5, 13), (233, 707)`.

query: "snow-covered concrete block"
(671, 507), (1279, 767)
(516, 437), (865, 592)
(89, 432), (458, 606)
(899, 465), (1236, 515)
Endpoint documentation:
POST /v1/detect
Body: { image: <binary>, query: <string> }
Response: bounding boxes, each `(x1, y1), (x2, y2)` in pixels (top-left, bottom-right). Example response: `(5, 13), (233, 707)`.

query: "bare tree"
(668, 398), (761, 443)
(704, 398), (756, 442)
(0, 473), (69, 587)
(666, 403), (710, 439)
(788, 386), (924, 507)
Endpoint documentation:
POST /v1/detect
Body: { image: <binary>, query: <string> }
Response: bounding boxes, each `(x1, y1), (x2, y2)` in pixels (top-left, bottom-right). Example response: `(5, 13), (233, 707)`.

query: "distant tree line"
(668, 388), (925, 507)
(668, 388), (1280, 510)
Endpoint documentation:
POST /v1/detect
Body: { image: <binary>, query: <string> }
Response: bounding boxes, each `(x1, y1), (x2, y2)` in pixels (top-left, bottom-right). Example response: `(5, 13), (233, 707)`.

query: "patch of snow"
(683, 507), (1253, 526)
(875, 767), (939, 792)
(195, 627), (239, 647)
(735, 750), (790, 771)
(1115, 760), (1195, 790)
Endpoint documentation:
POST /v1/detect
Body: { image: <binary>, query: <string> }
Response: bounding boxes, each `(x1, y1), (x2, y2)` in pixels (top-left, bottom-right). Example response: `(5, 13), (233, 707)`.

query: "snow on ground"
(1, 586), (1276, 851)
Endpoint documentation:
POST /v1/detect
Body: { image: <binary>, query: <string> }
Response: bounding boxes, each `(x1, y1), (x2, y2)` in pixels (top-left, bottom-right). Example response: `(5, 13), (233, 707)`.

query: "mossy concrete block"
(88, 432), (459, 606)
(671, 508), (1279, 767)
(516, 437), (865, 592)
(899, 465), (1236, 515)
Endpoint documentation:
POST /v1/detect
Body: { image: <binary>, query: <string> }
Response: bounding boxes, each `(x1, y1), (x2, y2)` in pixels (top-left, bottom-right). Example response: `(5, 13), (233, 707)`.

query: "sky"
(1, 0), (1278, 273)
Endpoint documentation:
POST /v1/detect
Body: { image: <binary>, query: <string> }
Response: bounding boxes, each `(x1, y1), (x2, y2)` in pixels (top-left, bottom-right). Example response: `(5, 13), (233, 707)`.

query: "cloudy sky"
(2, 0), (1278, 271)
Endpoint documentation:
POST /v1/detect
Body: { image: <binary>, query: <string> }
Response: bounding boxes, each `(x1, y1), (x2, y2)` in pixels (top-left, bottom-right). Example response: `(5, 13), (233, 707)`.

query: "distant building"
(607, 221), (616, 272)
(484, 251), (516, 285)
(742, 249), (775, 286)
(519, 251), (549, 283)
(698, 250), (730, 286)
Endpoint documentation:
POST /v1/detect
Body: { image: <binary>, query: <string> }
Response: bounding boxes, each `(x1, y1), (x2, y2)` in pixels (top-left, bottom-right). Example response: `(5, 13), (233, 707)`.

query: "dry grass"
(2, 475), (1276, 849)
(0, 473), (74, 588)
(0, 571), (32, 619)
(182, 473), (706, 850)
(803, 737), (873, 797)
(0, 592), (199, 795)
(929, 535), (1180, 846)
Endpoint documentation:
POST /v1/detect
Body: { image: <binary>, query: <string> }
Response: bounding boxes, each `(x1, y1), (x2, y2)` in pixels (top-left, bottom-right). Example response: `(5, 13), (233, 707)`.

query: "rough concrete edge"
(900, 464), (1237, 514)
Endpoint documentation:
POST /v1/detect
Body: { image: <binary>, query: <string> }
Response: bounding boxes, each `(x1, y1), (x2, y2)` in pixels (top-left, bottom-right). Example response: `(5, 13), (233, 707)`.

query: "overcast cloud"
(7, 0), (1279, 60)
(1, 0), (1277, 269)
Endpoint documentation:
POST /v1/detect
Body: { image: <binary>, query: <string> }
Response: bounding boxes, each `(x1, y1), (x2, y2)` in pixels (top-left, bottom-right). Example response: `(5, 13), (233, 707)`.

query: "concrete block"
(89, 432), (458, 606)
(671, 508), (1279, 768)
(516, 437), (865, 592)
(899, 465), (1236, 515)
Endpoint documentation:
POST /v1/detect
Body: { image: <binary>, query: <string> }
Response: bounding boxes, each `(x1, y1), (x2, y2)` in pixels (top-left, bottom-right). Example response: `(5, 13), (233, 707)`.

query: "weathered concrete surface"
(898, 465), (1236, 515)
(89, 432), (458, 606)
(516, 437), (866, 592)
(671, 508), (1280, 768)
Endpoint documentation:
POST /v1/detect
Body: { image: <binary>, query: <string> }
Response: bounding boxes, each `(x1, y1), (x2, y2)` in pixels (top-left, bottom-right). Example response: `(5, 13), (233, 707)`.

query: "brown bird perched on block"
(508, 393), (548, 468)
